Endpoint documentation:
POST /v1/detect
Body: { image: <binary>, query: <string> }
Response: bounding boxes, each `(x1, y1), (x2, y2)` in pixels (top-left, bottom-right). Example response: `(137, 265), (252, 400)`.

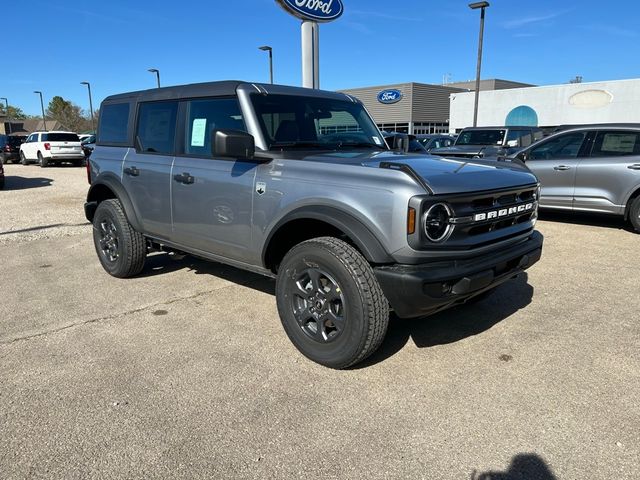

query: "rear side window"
(99, 103), (130, 144)
(590, 131), (640, 157)
(184, 98), (245, 157)
(42, 133), (79, 142)
(136, 101), (178, 155)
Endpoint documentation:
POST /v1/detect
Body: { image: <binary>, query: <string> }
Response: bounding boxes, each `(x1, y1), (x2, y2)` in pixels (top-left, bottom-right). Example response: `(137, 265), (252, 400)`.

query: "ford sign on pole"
(377, 89), (403, 104)
(276, 0), (344, 22)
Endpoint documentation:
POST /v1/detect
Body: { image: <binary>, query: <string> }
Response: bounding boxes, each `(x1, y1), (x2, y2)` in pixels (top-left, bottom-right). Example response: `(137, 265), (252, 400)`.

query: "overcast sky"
(3, 0), (639, 115)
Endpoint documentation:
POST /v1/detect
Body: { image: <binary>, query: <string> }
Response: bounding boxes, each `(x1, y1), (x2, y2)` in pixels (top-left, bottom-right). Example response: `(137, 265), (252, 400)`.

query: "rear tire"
(38, 152), (48, 168)
(629, 196), (640, 233)
(92, 199), (147, 278)
(276, 237), (389, 369)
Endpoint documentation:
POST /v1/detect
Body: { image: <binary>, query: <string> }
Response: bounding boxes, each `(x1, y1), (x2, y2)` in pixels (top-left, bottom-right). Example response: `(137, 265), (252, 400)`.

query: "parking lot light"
(34, 91), (47, 131)
(469, 1), (489, 127)
(0, 97), (10, 134)
(148, 68), (161, 88)
(258, 46), (274, 84)
(80, 82), (95, 133)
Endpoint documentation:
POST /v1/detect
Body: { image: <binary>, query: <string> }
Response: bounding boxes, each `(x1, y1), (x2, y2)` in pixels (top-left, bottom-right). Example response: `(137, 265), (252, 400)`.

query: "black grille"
(416, 185), (538, 251)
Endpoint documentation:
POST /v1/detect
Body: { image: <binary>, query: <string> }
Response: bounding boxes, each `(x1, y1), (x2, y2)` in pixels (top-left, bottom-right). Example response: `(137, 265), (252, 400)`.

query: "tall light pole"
(469, 1), (489, 127)
(258, 46), (274, 84)
(148, 68), (160, 88)
(34, 91), (47, 131)
(0, 97), (10, 134)
(80, 81), (95, 132)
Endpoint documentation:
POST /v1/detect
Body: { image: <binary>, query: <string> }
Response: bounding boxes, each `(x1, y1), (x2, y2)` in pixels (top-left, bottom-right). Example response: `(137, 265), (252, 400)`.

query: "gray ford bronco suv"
(85, 81), (543, 369)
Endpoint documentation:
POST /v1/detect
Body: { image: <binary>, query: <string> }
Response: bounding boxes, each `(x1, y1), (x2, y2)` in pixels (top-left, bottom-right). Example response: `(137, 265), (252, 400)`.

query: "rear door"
(171, 97), (256, 262)
(123, 100), (177, 239)
(524, 131), (590, 210)
(574, 130), (640, 214)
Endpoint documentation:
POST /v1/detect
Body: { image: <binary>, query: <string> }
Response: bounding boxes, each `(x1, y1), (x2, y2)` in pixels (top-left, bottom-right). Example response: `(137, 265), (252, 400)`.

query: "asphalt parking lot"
(1, 163), (638, 479)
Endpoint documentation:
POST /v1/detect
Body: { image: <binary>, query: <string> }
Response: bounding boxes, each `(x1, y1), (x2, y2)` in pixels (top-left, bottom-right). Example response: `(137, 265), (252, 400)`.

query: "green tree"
(0, 104), (28, 120)
(46, 96), (92, 132)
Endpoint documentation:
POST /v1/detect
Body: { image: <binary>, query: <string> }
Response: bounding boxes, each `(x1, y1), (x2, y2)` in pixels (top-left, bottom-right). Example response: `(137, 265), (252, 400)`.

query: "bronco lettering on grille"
(473, 203), (534, 222)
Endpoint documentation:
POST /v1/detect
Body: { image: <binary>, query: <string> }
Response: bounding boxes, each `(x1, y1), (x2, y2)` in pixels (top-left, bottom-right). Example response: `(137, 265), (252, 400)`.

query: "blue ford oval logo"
(276, 0), (344, 22)
(377, 89), (403, 104)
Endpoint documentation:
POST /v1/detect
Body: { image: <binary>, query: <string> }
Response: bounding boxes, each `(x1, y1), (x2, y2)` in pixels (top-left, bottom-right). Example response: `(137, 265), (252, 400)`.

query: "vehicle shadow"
(1, 176), (53, 191)
(354, 273), (534, 369)
(538, 210), (630, 231)
(471, 453), (557, 479)
(140, 252), (275, 296)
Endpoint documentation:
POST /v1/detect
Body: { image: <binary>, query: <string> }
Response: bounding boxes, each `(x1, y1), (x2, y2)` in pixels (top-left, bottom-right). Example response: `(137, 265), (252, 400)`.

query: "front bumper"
(374, 231), (543, 318)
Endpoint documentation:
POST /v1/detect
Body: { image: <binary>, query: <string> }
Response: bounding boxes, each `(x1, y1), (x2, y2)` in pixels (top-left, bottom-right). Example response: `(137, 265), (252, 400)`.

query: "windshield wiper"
(335, 142), (384, 150)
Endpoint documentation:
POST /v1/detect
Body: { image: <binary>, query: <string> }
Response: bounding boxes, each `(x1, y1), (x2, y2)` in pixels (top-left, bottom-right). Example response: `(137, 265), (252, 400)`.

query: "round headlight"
(423, 203), (453, 242)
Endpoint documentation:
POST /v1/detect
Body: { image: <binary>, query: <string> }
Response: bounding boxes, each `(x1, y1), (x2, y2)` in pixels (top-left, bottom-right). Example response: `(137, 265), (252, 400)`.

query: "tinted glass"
(8, 136), (26, 146)
(251, 94), (383, 150)
(42, 133), (79, 142)
(456, 129), (505, 146)
(529, 132), (586, 160)
(136, 101), (178, 154)
(591, 131), (640, 157)
(99, 103), (130, 144)
(184, 98), (245, 156)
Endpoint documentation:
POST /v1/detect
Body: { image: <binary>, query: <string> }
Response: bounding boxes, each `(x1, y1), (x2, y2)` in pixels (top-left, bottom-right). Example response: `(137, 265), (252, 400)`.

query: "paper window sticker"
(191, 118), (207, 147)
(372, 136), (382, 145)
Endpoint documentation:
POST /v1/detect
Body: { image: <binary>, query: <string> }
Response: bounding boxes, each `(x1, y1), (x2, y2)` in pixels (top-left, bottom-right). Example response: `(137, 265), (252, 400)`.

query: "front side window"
(456, 129), (505, 146)
(136, 101), (178, 154)
(251, 94), (384, 150)
(506, 130), (532, 147)
(529, 132), (586, 160)
(99, 103), (130, 144)
(184, 98), (245, 157)
(590, 131), (640, 157)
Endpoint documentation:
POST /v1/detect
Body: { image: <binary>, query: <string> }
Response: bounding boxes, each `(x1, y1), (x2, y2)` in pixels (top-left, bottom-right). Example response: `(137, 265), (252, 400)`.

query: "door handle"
(174, 172), (195, 185)
(553, 165), (571, 171)
(124, 166), (139, 176)
(628, 164), (640, 170)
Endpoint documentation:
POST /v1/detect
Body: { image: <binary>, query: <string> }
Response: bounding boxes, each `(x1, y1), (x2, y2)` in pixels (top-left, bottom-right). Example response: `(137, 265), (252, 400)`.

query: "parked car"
(19, 131), (84, 167)
(85, 81), (543, 369)
(79, 134), (93, 143)
(503, 126), (640, 232)
(0, 155), (4, 190)
(415, 134), (457, 152)
(0, 134), (27, 163)
(381, 132), (427, 153)
(430, 126), (544, 159)
(81, 134), (96, 158)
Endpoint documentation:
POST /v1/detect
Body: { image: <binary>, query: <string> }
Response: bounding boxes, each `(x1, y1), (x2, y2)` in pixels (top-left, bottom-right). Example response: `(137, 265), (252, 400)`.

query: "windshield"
(455, 129), (505, 146)
(251, 94), (385, 150)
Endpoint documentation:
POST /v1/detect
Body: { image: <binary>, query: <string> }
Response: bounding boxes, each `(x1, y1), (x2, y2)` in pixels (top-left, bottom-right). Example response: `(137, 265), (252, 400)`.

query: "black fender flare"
(86, 173), (143, 232)
(262, 205), (394, 265)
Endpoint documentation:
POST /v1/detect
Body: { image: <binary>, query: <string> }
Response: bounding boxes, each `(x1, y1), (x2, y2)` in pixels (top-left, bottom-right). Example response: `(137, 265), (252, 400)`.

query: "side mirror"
(516, 151), (528, 162)
(211, 129), (255, 160)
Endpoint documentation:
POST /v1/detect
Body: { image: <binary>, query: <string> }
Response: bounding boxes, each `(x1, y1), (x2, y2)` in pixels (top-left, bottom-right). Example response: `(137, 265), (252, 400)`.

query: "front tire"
(276, 237), (389, 369)
(20, 152), (28, 165)
(92, 199), (147, 278)
(629, 196), (640, 233)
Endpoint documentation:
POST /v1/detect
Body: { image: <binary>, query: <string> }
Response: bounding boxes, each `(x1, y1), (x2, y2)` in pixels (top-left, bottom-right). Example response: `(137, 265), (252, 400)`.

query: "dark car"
(0, 134), (28, 163)
(415, 134), (457, 152)
(381, 132), (427, 153)
(0, 156), (5, 190)
(430, 126), (544, 159)
(81, 134), (96, 158)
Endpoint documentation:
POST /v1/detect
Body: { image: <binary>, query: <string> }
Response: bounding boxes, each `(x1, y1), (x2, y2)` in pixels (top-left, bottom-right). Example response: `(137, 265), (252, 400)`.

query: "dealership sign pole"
(275, 0), (344, 89)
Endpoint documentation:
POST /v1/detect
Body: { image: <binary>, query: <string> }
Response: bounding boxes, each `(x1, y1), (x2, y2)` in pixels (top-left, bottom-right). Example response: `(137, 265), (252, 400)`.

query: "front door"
(524, 131), (589, 210)
(170, 97), (256, 263)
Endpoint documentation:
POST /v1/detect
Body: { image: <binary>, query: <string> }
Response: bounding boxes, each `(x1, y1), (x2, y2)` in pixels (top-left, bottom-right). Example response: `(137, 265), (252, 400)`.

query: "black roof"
(103, 80), (245, 103)
(102, 81), (356, 104)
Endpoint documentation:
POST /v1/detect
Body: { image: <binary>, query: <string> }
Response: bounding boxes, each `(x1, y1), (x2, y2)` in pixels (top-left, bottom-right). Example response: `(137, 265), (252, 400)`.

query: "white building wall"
(449, 78), (640, 132)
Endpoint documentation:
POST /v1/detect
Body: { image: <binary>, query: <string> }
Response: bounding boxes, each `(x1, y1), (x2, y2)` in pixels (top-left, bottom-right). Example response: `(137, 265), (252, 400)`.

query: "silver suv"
(510, 126), (640, 232)
(85, 81), (543, 368)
